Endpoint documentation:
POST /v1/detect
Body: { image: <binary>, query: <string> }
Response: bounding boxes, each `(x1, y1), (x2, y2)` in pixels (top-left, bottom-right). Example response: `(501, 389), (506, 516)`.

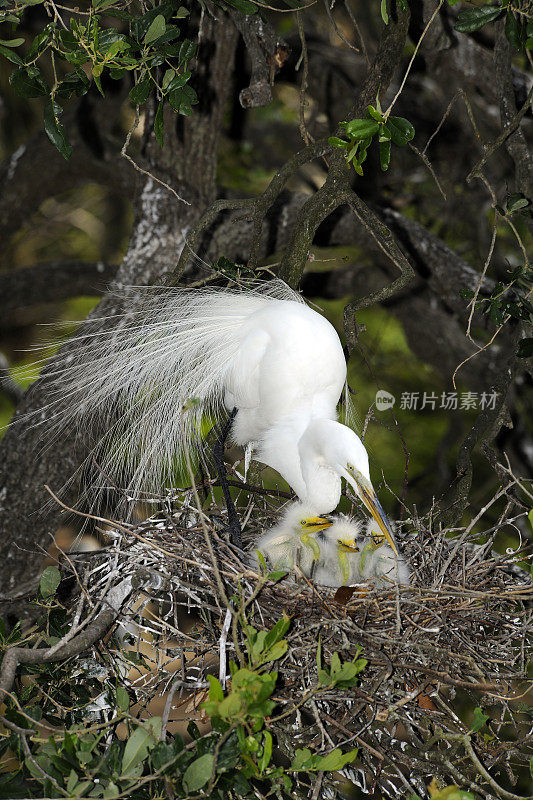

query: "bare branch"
(0, 260), (118, 315)
(230, 11), (290, 109)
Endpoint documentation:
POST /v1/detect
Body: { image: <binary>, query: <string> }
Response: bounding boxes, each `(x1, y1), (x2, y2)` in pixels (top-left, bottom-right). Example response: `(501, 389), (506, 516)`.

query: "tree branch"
(0, 261), (118, 315)
(230, 11), (290, 109)
(0, 571), (157, 694)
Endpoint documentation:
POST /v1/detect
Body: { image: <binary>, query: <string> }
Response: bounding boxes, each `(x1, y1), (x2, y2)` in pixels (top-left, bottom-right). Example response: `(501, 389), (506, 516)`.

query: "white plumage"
(253, 505), (410, 587)
(253, 504), (333, 578)
(357, 521), (411, 586)
(28, 280), (395, 546)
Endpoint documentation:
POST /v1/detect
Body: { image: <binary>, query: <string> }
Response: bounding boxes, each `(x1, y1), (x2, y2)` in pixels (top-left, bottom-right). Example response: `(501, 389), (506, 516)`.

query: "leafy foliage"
(460, 250), (533, 354)
(452, 0), (533, 54)
(0, 611), (362, 798)
(0, 0), (201, 158)
(329, 99), (415, 175)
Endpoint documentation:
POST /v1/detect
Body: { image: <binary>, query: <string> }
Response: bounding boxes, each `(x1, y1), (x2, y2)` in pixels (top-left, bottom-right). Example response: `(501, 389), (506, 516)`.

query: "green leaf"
(97, 28), (128, 54)
(328, 136), (349, 148)
(517, 337), (533, 358)
(367, 104), (383, 122)
(154, 100), (164, 147)
(316, 749), (345, 770)
(92, 66), (104, 96)
(0, 38), (24, 47)
(387, 115), (415, 146)
(471, 706), (489, 733)
(175, 6), (189, 17)
(505, 11), (522, 50)
(144, 14), (166, 44)
(258, 730), (272, 773)
(150, 741), (174, 771)
(341, 118), (379, 139)
(165, 70), (191, 92)
(39, 564), (62, 597)
(223, 0), (258, 14)
(162, 67), (175, 90)
(9, 65), (47, 97)
(105, 39), (129, 59)
(103, 783), (120, 798)
(314, 747), (358, 771)
(26, 28), (52, 60)
(291, 747), (312, 770)
(266, 569), (288, 581)
(0, 44), (23, 64)
(129, 73), (152, 105)
(168, 84), (197, 114)
(207, 674), (224, 702)
(56, 69), (90, 99)
(264, 613), (290, 650)
(178, 39), (196, 65)
(116, 686), (129, 712)
(262, 640), (287, 662)
(121, 718), (161, 776)
(380, 0), (388, 24)
(506, 194), (529, 214)
(183, 753), (214, 792)
(379, 138), (391, 171)
(455, 6), (502, 34)
(67, 769), (79, 793)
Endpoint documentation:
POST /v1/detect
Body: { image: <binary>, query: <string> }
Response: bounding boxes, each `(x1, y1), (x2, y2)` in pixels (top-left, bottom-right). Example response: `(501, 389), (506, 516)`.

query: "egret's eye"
(300, 519), (307, 526)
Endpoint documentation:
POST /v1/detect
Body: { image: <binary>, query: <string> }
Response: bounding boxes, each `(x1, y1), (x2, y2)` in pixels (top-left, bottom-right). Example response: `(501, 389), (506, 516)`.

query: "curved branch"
(0, 261), (118, 315)
(230, 11), (290, 109)
(0, 575), (136, 694)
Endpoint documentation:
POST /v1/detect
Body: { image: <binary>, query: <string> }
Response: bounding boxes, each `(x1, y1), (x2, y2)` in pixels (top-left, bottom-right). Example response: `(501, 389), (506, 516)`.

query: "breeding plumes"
(253, 505), (410, 587)
(26, 280), (395, 548)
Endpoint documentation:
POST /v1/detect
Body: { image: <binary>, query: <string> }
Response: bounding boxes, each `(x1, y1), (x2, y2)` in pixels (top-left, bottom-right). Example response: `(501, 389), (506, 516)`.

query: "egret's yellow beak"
(337, 539), (360, 553)
(345, 467), (398, 554)
(300, 516), (333, 532)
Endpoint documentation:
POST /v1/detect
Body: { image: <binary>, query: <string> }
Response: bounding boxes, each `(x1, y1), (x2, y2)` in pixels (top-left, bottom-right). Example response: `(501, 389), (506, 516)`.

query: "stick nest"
(74, 491), (532, 800)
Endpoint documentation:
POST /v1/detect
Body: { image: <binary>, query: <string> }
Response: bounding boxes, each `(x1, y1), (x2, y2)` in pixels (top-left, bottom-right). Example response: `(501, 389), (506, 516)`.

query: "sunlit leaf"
(39, 564), (62, 597)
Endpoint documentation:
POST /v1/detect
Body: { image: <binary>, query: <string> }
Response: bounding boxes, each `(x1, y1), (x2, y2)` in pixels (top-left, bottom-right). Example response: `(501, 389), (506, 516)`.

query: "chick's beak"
(345, 467), (398, 554)
(301, 516), (333, 532)
(337, 539), (359, 553)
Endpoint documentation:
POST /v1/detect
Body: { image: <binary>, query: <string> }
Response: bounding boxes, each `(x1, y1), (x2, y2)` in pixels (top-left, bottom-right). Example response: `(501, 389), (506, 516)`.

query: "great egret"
(31, 280), (395, 549)
(253, 505), (410, 587)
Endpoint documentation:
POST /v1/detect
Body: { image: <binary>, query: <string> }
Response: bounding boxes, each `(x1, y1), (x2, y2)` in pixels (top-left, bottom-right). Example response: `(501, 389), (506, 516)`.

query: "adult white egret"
(253, 505), (410, 587)
(32, 280), (395, 549)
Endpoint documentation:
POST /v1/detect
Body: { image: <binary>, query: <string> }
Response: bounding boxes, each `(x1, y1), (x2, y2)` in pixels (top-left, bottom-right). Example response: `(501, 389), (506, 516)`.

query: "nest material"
(73, 492), (532, 799)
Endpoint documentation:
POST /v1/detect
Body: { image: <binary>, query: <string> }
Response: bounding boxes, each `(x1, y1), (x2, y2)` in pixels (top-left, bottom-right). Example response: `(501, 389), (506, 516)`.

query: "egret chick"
(253, 504), (333, 578)
(315, 518), (410, 586)
(357, 521), (411, 586)
(313, 515), (365, 587)
(253, 508), (410, 588)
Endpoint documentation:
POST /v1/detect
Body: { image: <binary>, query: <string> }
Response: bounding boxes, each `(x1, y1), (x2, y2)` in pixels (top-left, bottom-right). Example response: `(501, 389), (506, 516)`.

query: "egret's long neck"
(298, 419), (342, 514)
(255, 416), (311, 499)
